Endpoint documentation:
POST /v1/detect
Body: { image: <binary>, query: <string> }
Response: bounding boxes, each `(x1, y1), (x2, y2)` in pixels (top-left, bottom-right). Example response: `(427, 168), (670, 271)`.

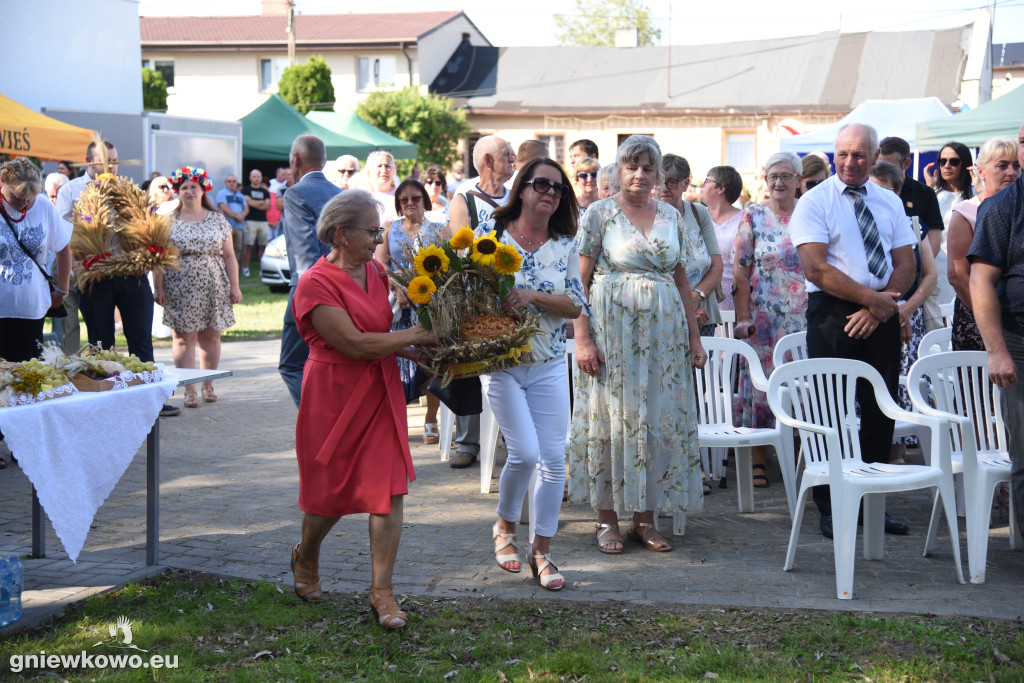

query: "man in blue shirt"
(216, 174), (248, 266)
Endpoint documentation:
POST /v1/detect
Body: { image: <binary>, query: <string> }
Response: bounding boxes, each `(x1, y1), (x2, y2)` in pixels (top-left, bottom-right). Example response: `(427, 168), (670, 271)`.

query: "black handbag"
(427, 376), (482, 416)
(2, 211), (68, 318)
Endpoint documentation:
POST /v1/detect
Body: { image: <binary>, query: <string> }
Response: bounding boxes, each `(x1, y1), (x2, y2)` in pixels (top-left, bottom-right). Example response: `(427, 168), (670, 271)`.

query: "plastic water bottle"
(0, 556), (24, 627)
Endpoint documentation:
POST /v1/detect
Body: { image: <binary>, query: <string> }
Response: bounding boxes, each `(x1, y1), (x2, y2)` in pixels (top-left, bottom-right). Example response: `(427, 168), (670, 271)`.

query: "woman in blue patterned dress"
(569, 135), (707, 555)
(374, 179), (448, 442)
(733, 152), (807, 488)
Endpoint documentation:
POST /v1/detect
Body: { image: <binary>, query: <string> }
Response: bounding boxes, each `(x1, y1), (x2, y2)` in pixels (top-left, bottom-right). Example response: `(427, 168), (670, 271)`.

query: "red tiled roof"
(141, 11), (463, 46)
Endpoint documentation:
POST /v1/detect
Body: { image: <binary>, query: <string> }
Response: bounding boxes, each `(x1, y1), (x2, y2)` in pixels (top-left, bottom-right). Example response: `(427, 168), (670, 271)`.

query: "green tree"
(356, 87), (470, 174)
(278, 55), (335, 114)
(142, 67), (168, 111)
(554, 0), (661, 46)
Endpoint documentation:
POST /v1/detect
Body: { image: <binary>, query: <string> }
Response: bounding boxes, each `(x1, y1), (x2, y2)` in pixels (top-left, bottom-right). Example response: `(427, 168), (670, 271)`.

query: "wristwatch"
(694, 288), (707, 301)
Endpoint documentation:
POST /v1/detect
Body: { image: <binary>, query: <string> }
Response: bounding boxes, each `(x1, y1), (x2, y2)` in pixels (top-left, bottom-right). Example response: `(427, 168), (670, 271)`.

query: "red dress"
(292, 257), (414, 516)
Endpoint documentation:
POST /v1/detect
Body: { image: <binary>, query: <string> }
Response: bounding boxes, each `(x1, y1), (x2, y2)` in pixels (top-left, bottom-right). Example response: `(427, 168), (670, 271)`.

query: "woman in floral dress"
(733, 152), (807, 487)
(569, 135), (706, 555)
(154, 166), (242, 407)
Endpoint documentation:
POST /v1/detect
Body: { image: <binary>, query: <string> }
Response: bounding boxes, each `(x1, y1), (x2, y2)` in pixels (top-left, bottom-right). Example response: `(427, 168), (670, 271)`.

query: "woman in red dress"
(289, 190), (435, 630)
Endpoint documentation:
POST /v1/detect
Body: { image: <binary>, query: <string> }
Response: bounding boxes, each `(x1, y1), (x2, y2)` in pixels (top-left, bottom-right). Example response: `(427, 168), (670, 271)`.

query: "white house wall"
(148, 48), (418, 120)
(11, 0), (142, 113)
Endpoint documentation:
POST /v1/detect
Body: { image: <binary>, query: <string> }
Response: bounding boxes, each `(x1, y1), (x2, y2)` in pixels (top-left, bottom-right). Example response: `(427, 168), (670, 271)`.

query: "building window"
(357, 57), (397, 92)
(260, 57), (290, 93)
(726, 132), (756, 171)
(142, 59), (175, 88)
(535, 134), (565, 164)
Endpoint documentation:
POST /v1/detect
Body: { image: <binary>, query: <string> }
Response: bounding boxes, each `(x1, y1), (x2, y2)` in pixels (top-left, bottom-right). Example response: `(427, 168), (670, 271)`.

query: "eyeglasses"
(700, 178), (718, 188)
(663, 178), (683, 189)
(524, 177), (569, 198)
(156, 184), (171, 191)
(766, 173), (798, 183)
(576, 172), (598, 181)
(424, 180), (444, 187)
(938, 157), (962, 167)
(804, 179), (823, 190)
(399, 195), (424, 205)
(225, 179), (238, 184)
(349, 225), (385, 240)
(338, 169), (357, 176)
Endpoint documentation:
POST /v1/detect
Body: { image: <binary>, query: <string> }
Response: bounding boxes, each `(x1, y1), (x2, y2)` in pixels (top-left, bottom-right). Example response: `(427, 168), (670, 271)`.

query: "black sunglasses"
(156, 184), (171, 190)
(424, 180), (444, 187)
(338, 169), (357, 176)
(576, 171), (598, 181)
(805, 179), (823, 190)
(524, 177), (569, 198)
(938, 157), (962, 167)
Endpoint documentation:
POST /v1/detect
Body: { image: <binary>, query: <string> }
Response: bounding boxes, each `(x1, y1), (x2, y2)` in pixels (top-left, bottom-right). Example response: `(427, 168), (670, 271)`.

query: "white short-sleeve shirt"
(0, 194), (72, 319)
(790, 174), (916, 294)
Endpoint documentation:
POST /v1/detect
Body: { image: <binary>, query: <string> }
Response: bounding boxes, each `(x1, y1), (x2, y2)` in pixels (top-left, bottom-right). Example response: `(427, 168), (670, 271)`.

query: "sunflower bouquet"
(389, 226), (541, 386)
(70, 173), (179, 290)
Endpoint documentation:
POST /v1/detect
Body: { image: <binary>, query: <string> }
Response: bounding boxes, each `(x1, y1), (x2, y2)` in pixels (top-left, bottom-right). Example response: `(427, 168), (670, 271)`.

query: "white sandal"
(423, 422), (439, 444)
(492, 521), (521, 573)
(528, 547), (566, 591)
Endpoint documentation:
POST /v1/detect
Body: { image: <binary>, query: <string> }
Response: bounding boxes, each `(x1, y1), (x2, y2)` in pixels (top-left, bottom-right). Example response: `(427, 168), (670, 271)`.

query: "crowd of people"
(2, 121), (1022, 631)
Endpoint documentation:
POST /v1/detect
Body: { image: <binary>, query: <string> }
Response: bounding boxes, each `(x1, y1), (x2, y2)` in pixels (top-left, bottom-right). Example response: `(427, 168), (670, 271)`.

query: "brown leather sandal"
(201, 383), (217, 403)
(290, 543), (322, 603)
(627, 522), (673, 552)
(368, 585), (407, 630)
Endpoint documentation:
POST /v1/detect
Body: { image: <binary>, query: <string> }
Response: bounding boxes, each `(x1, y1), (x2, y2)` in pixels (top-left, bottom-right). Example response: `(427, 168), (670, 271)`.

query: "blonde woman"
(366, 150), (399, 224)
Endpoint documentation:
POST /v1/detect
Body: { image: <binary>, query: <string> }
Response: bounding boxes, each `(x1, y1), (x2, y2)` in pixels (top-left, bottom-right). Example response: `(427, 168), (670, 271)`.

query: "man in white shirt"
(790, 123), (917, 539)
(446, 135), (516, 467)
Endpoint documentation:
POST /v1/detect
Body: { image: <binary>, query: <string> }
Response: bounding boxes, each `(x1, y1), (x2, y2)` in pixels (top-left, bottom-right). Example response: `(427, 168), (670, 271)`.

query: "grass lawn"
(2, 569), (1022, 681)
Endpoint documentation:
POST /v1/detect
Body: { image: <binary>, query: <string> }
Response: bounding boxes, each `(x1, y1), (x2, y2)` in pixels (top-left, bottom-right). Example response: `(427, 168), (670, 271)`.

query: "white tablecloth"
(0, 373), (177, 562)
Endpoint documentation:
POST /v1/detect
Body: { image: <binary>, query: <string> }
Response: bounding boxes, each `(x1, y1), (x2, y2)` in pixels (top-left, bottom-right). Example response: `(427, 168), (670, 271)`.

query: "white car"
(260, 235), (290, 293)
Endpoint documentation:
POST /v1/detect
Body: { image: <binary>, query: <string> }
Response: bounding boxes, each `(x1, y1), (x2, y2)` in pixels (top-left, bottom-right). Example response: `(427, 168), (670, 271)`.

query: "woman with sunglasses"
(571, 135), (706, 556)
(733, 151), (807, 489)
(946, 137), (1021, 351)
(800, 153), (830, 196)
(374, 179), (448, 441)
(422, 165), (449, 224)
(574, 157), (601, 213)
(288, 190), (436, 628)
(924, 142), (974, 228)
(477, 157), (585, 591)
(148, 175), (179, 215)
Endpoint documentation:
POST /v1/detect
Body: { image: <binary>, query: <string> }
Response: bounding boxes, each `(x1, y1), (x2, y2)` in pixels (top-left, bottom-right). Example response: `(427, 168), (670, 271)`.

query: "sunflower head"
(493, 243), (523, 275)
(413, 244), (450, 277)
(407, 276), (437, 305)
(470, 231), (500, 266)
(96, 173), (116, 183)
(449, 226), (475, 250)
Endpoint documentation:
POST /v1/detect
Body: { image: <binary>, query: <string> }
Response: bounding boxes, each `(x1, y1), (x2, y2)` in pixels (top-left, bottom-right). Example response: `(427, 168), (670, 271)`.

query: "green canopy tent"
(240, 94), (368, 159)
(915, 86), (1024, 149)
(306, 111), (418, 160)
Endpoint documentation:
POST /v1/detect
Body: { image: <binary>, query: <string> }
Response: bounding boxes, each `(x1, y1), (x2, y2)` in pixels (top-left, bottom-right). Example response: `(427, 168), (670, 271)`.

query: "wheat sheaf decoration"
(70, 136), (178, 289)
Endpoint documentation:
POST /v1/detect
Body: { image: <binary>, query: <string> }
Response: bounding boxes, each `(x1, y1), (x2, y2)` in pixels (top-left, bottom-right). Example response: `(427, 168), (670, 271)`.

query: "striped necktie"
(843, 185), (887, 279)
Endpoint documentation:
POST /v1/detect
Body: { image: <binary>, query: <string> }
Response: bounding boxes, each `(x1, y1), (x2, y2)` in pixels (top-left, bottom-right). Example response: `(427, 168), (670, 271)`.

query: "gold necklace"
(512, 220), (547, 247)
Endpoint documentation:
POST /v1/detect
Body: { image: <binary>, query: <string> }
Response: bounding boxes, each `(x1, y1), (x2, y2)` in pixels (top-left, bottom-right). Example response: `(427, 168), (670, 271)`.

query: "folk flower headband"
(169, 165), (213, 193)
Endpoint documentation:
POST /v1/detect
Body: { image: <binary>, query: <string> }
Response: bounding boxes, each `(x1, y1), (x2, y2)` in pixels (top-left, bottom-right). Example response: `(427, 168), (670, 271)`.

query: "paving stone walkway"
(2, 338), (1022, 634)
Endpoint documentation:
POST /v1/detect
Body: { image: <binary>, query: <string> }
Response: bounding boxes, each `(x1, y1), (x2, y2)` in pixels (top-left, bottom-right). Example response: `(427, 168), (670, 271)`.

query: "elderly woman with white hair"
(335, 155), (360, 191)
(570, 135), (706, 556)
(44, 172), (68, 205)
(732, 150), (807, 488)
(596, 163), (619, 199)
(288, 189), (436, 629)
(365, 150), (399, 224)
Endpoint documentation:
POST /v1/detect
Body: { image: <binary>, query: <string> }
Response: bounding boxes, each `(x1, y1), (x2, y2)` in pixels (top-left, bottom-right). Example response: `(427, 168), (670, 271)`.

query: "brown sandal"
(627, 522), (673, 552)
(290, 543), (322, 603)
(368, 585), (407, 630)
(202, 383), (217, 403)
(183, 387), (199, 408)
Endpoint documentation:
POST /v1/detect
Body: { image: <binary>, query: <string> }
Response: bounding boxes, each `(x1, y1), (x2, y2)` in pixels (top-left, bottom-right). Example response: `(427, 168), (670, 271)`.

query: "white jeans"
(481, 357), (569, 538)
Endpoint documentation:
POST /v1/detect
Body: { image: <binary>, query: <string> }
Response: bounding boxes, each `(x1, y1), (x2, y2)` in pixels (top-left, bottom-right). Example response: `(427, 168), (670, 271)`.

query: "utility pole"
(287, 0), (296, 66)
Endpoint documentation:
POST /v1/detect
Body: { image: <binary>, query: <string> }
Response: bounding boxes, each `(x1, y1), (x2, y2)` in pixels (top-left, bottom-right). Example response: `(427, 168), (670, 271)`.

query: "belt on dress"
(594, 272), (674, 285)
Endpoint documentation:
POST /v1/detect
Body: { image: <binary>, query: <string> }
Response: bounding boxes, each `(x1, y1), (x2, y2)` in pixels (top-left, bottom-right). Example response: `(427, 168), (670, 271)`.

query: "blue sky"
(139, 0), (1024, 47)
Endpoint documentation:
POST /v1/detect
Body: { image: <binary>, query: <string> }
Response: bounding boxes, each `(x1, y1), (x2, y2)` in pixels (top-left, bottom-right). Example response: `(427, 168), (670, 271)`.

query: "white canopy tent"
(779, 97), (952, 153)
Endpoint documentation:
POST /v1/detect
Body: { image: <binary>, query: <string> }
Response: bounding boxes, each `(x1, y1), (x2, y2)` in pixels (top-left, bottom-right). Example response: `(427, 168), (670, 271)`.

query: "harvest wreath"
(69, 145), (178, 289)
(388, 226), (540, 386)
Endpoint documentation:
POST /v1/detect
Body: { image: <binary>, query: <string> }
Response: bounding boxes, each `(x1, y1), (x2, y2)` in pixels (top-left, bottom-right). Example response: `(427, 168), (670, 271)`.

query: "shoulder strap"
(494, 221), (506, 241)
(689, 201), (699, 224)
(2, 211), (55, 286)
(467, 189), (501, 211)
(464, 193), (480, 229)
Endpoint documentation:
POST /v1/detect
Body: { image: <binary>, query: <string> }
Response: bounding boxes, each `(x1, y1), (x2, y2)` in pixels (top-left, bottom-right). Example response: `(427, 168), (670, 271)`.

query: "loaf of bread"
(459, 315), (515, 340)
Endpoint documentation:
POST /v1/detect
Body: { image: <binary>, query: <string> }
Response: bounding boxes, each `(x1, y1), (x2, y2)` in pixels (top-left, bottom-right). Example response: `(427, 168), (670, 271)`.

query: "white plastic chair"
(939, 302), (955, 328)
(681, 337), (798, 521)
(715, 309), (736, 339)
(917, 327), (953, 358)
(767, 357), (964, 600)
(907, 351), (1020, 584)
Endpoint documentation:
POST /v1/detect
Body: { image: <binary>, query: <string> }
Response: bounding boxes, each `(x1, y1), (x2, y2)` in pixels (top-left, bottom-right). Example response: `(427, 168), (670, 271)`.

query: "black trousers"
(0, 317), (45, 362)
(806, 292), (902, 517)
(78, 275), (155, 362)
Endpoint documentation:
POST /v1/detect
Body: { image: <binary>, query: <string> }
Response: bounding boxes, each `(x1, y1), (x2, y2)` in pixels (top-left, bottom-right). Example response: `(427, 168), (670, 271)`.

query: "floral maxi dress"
(568, 198), (704, 514)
